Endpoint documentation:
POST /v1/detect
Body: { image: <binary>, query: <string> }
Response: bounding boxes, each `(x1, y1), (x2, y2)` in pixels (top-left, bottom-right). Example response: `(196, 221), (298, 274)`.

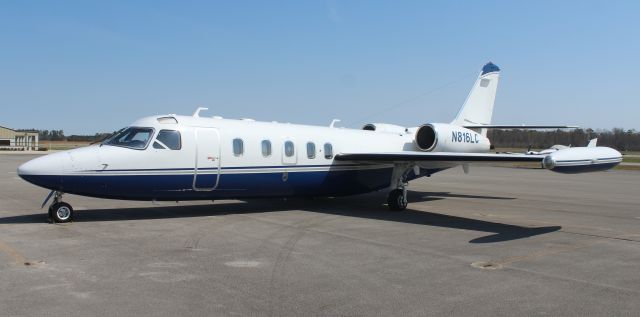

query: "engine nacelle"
(542, 147), (622, 173)
(362, 123), (407, 134)
(413, 123), (490, 152)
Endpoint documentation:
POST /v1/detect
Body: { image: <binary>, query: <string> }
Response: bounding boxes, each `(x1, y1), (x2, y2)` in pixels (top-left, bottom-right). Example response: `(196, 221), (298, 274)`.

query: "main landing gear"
(386, 164), (415, 211)
(387, 187), (408, 211)
(44, 191), (74, 223)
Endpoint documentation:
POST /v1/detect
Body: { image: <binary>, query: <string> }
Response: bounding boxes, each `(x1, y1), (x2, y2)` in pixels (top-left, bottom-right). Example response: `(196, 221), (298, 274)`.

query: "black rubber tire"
(50, 202), (73, 223)
(47, 206), (54, 223)
(387, 189), (408, 211)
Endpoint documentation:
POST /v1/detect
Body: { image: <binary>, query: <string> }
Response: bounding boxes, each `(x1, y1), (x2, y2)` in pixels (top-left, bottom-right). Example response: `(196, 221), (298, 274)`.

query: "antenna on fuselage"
(330, 119), (341, 128)
(193, 107), (209, 118)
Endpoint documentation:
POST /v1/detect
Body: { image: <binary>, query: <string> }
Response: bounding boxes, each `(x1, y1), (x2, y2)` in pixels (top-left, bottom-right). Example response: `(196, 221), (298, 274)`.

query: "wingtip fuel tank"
(542, 147), (622, 173)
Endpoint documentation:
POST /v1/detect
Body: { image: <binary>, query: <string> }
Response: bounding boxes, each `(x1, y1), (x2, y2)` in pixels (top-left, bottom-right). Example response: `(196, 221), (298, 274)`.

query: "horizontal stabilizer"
(463, 125), (578, 129)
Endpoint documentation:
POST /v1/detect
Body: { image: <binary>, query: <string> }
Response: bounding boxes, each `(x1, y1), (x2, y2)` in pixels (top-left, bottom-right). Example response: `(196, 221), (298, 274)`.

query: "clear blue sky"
(1, 1), (638, 134)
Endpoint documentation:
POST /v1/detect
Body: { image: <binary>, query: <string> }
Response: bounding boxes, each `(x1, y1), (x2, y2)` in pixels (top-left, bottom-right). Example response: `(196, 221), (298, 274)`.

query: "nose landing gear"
(44, 191), (74, 223)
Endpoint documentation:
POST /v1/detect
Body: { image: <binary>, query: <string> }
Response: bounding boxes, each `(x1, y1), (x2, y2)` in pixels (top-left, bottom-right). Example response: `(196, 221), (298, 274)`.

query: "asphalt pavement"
(1, 154), (639, 316)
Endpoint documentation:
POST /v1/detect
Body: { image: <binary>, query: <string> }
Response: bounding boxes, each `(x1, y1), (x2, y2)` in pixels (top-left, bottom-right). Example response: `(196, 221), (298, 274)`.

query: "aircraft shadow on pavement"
(0, 191), (558, 244)
(419, 191), (516, 201)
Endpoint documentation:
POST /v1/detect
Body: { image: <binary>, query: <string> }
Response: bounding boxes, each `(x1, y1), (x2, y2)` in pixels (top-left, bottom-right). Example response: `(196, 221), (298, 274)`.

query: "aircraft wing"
(462, 125), (578, 129)
(335, 152), (544, 163)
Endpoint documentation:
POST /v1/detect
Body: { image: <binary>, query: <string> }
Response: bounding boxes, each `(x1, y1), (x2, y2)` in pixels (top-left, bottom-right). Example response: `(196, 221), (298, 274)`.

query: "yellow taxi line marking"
(0, 240), (28, 264)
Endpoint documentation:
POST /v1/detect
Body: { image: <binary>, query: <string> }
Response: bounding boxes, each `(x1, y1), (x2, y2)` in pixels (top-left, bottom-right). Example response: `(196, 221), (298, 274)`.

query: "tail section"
(451, 62), (501, 135)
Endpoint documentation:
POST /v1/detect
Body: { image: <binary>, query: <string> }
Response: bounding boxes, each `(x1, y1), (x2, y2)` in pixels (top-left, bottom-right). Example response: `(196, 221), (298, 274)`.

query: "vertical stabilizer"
(451, 62), (501, 135)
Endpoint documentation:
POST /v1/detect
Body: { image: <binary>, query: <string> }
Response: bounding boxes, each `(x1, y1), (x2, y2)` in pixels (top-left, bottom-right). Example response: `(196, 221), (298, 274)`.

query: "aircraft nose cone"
(17, 161), (30, 177)
(18, 159), (39, 177)
(16, 153), (69, 190)
(17, 155), (61, 176)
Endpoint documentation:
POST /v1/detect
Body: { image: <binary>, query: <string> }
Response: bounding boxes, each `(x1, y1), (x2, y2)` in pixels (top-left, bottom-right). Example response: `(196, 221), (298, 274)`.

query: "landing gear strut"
(46, 191), (73, 223)
(387, 164), (413, 211)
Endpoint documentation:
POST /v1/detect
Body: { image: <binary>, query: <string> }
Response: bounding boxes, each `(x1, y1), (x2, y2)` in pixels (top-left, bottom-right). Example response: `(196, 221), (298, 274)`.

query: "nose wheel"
(49, 202), (73, 223)
(45, 191), (74, 223)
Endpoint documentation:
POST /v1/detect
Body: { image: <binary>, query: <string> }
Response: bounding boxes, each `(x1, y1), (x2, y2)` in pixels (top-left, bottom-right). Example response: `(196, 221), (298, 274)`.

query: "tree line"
(18, 128), (640, 151)
(488, 128), (640, 151)
(16, 130), (113, 142)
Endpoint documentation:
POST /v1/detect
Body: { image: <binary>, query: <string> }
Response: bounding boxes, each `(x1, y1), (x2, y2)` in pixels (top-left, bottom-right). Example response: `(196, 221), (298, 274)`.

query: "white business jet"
(18, 63), (622, 223)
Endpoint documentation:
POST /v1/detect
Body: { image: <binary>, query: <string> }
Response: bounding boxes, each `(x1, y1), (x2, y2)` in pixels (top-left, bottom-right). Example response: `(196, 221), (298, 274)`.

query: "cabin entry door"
(193, 128), (221, 190)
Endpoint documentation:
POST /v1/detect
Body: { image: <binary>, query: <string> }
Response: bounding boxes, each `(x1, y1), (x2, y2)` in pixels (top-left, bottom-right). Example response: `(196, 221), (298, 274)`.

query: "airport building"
(0, 125), (39, 150)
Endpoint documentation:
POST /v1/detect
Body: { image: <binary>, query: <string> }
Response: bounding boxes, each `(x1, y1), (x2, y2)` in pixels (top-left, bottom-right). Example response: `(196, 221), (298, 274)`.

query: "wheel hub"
(57, 206), (70, 220)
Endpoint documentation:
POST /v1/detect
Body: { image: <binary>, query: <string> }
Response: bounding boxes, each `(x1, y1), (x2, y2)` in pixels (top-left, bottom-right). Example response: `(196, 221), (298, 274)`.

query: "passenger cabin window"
(324, 143), (333, 159)
(284, 141), (295, 157)
(261, 140), (272, 157)
(103, 127), (154, 150)
(306, 142), (316, 159)
(233, 138), (244, 156)
(153, 130), (181, 150)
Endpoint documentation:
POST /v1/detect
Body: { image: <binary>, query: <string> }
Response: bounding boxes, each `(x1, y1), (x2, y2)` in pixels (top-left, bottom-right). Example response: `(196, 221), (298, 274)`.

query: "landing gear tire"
(387, 189), (407, 211)
(49, 202), (73, 223)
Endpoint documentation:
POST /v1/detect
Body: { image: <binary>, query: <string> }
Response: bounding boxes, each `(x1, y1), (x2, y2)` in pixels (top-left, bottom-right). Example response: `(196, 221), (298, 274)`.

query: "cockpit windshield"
(102, 127), (154, 150)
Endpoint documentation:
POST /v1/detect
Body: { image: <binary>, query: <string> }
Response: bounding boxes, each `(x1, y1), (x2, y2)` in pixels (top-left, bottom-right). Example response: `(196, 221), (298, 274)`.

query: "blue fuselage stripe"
(21, 167), (446, 201)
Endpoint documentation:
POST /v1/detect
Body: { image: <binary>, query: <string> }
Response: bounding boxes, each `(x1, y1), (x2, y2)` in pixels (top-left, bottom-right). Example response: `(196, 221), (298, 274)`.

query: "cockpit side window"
(103, 127), (154, 150)
(154, 130), (181, 150)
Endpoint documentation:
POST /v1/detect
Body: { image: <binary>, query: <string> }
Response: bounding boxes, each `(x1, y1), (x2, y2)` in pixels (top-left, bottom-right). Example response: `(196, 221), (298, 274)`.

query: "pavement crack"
(505, 265), (640, 295)
(559, 230), (640, 243)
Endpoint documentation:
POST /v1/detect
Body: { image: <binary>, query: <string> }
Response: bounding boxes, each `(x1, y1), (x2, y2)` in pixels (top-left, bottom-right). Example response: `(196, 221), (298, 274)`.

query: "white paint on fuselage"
(93, 114), (489, 173)
(20, 114), (492, 177)
(15, 113), (494, 202)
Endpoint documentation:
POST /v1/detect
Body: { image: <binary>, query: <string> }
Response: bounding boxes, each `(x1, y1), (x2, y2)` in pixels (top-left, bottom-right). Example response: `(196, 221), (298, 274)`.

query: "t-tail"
(451, 62), (501, 136)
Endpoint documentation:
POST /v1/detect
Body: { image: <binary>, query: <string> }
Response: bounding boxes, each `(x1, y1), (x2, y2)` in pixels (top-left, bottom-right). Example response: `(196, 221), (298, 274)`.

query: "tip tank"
(542, 147), (622, 173)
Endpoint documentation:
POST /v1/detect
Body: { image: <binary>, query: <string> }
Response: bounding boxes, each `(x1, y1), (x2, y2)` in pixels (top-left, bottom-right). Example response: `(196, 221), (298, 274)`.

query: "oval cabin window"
(261, 140), (272, 157)
(284, 141), (294, 157)
(324, 143), (333, 159)
(233, 138), (244, 156)
(307, 142), (316, 159)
